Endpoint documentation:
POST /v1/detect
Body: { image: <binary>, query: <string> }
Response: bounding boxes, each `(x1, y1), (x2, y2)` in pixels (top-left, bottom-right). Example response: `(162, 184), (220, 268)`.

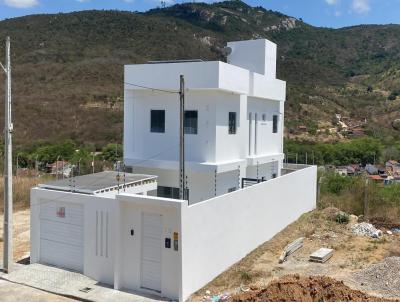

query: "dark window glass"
(184, 110), (198, 134)
(157, 186), (188, 200)
(151, 110), (165, 133)
(273, 115), (278, 133)
(229, 112), (237, 134)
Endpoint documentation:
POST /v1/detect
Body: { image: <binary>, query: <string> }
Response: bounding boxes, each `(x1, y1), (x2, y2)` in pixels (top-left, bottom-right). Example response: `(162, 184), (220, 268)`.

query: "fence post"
(364, 177), (369, 219)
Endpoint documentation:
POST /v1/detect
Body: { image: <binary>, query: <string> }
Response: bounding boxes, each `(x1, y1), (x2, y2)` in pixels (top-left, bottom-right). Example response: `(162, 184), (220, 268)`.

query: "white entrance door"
(141, 213), (162, 293)
(39, 201), (84, 272)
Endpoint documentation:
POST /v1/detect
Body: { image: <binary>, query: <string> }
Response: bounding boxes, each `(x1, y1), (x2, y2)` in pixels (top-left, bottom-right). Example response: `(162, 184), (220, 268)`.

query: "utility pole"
(1, 36), (13, 273)
(179, 75), (186, 200)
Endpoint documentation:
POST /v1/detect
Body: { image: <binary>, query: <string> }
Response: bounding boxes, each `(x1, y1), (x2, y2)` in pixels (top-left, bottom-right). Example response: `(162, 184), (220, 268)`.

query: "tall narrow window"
(254, 113), (258, 155)
(184, 110), (198, 134)
(151, 110), (165, 133)
(229, 112), (237, 134)
(248, 113), (252, 156)
(273, 115), (278, 133)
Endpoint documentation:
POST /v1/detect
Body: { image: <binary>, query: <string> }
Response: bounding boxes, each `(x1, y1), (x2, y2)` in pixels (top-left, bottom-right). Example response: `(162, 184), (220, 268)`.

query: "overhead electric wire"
(124, 82), (179, 94)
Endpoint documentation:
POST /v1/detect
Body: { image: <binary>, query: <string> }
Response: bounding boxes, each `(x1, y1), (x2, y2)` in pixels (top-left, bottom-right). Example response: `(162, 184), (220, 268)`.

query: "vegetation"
(0, 1), (398, 149)
(319, 172), (400, 224)
(12, 140), (123, 173)
(285, 138), (383, 165)
(0, 176), (45, 209)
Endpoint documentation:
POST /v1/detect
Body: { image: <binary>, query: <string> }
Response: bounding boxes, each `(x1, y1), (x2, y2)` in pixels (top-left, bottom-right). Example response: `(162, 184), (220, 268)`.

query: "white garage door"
(141, 213), (162, 293)
(39, 201), (84, 272)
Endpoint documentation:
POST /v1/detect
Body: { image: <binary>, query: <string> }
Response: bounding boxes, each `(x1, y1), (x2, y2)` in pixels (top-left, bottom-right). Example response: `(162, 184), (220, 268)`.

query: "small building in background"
(369, 174), (384, 183)
(386, 160), (400, 174)
(366, 164), (378, 175)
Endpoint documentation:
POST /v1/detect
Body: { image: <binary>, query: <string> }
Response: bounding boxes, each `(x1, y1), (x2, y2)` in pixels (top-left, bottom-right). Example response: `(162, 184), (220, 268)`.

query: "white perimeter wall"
(180, 165), (317, 300)
(31, 166), (317, 302)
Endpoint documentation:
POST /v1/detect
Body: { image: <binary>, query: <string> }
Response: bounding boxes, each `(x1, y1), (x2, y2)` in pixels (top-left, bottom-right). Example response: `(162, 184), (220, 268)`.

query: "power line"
(124, 82), (179, 94)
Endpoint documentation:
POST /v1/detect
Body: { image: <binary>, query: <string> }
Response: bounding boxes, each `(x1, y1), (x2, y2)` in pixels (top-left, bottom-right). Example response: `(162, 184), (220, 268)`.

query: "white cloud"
(351, 0), (371, 14)
(334, 10), (342, 17)
(4, 0), (38, 8)
(325, 0), (339, 5)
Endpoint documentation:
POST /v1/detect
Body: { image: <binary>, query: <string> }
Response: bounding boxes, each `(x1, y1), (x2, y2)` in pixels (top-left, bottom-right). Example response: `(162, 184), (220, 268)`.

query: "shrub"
(322, 173), (354, 195)
(336, 211), (350, 224)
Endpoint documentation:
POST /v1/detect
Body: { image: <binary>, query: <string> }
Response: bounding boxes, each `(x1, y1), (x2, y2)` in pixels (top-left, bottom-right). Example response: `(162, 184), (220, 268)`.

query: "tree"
(101, 144), (123, 162)
(382, 146), (400, 162)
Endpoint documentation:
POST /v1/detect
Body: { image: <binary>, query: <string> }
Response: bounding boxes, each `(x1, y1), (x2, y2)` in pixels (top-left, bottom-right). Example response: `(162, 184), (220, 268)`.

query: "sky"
(0, 0), (399, 28)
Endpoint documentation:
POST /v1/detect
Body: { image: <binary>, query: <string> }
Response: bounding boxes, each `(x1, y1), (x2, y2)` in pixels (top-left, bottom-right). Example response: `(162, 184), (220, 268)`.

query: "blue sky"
(0, 0), (399, 28)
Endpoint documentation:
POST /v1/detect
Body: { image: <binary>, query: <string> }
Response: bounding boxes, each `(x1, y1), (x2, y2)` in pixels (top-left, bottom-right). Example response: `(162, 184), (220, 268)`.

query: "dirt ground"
(190, 208), (400, 301)
(230, 275), (397, 302)
(0, 208), (31, 262)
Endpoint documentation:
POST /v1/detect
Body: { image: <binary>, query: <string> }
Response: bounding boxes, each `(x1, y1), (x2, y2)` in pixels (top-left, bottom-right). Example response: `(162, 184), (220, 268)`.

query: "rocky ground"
(349, 257), (400, 300)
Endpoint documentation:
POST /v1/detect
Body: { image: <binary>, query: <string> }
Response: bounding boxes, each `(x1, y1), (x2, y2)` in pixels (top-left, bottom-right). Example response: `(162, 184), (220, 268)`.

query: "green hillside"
(0, 0), (399, 149)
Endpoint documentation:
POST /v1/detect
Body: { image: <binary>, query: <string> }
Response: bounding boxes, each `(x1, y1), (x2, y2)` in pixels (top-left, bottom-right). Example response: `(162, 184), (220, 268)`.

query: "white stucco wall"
(247, 97), (282, 156)
(115, 194), (184, 301)
(30, 189), (117, 285)
(180, 166), (317, 300)
(31, 165), (317, 302)
(125, 61), (249, 95)
(125, 90), (219, 164)
(227, 39), (277, 78)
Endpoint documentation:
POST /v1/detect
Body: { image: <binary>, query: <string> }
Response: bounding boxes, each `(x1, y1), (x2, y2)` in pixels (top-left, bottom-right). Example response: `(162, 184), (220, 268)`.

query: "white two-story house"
(31, 38), (317, 301)
(124, 39), (286, 204)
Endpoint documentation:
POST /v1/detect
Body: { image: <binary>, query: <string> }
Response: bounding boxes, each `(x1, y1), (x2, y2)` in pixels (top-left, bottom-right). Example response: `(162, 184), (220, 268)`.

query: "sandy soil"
(0, 208), (31, 262)
(189, 209), (400, 301)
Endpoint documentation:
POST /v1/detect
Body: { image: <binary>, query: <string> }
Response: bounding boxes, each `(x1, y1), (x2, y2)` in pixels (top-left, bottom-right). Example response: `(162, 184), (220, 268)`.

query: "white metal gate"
(141, 212), (162, 293)
(39, 201), (84, 272)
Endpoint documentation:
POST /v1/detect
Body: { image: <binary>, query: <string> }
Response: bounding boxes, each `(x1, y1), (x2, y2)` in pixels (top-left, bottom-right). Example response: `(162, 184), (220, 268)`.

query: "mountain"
(0, 0), (399, 150)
